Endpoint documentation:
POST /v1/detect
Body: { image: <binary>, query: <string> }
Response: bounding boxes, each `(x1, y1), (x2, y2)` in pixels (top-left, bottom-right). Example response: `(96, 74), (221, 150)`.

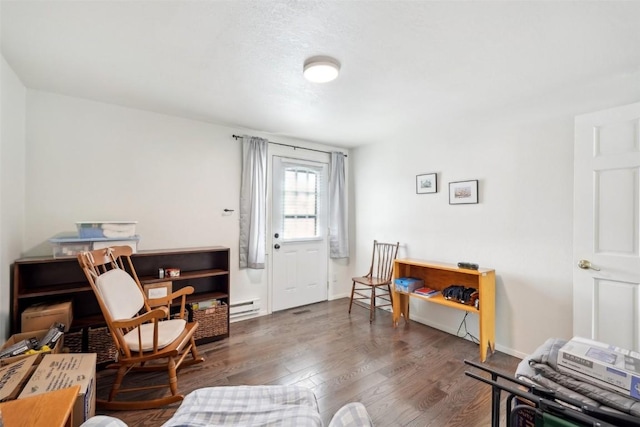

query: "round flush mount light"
(303, 56), (341, 83)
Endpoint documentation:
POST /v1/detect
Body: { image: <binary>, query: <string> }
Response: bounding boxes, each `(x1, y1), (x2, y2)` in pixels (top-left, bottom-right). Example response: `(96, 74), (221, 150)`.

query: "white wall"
(352, 115), (574, 358)
(21, 88), (575, 357)
(0, 56), (26, 340)
(24, 90), (352, 320)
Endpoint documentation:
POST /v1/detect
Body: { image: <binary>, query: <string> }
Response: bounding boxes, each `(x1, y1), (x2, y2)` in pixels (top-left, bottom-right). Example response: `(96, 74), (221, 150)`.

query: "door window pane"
(282, 167), (319, 239)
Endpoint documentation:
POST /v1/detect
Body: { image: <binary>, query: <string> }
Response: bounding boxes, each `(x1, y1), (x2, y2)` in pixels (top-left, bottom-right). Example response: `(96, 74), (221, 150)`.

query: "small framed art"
(449, 180), (479, 204)
(416, 173), (437, 194)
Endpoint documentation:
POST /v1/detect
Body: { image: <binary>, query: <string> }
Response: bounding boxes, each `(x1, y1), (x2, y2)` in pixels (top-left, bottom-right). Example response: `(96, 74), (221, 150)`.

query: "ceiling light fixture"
(303, 56), (340, 83)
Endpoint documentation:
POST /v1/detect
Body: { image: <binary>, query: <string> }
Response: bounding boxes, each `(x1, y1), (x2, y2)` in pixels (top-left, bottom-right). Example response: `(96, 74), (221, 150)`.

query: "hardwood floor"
(95, 298), (522, 426)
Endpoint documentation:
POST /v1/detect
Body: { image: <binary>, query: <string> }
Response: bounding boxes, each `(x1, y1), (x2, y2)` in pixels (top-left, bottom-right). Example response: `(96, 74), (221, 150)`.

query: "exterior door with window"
(271, 157), (328, 312)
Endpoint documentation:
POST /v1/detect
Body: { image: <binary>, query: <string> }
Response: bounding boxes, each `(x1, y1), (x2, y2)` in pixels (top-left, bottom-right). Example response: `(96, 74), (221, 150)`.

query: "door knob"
(578, 259), (600, 271)
(274, 233), (279, 239)
(274, 244), (281, 249)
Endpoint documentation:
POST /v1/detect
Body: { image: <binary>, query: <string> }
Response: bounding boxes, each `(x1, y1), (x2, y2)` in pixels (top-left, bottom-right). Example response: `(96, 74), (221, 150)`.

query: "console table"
(391, 258), (496, 362)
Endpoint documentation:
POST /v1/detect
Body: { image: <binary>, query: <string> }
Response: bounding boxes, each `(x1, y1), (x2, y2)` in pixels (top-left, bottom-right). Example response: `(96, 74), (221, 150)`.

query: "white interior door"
(271, 157), (328, 312)
(573, 102), (640, 350)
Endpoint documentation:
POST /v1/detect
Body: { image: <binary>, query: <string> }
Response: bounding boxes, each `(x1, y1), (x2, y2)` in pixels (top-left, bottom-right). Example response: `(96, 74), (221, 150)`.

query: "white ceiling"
(2, 1), (640, 148)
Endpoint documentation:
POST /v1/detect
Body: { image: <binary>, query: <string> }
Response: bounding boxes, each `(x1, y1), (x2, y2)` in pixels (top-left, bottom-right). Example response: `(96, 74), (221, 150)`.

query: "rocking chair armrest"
(169, 286), (195, 298)
(111, 308), (168, 329)
(147, 296), (171, 306)
(167, 286), (195, 320)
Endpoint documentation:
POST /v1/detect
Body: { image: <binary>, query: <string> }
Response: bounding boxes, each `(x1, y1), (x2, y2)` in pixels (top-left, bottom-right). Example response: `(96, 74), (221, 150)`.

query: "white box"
(558, 336), (640, 399)
(18, 353), (96, 426)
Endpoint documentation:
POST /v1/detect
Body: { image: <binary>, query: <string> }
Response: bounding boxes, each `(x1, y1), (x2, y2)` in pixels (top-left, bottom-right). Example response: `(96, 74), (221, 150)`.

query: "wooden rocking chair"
(77, 246), (204, 410)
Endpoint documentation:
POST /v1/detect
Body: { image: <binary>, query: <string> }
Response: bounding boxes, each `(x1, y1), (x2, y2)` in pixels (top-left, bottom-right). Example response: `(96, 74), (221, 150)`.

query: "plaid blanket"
(162, 385), (323, 427)
(80, 385), (373, 427)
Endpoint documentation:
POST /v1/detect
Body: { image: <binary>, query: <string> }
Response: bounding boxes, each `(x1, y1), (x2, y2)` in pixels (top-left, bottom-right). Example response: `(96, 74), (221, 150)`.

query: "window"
(282, 167), (321, 239)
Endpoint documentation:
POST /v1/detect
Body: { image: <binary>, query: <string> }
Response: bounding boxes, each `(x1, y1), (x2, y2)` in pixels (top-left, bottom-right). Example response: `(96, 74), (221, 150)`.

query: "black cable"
(456, 312), (480, 344)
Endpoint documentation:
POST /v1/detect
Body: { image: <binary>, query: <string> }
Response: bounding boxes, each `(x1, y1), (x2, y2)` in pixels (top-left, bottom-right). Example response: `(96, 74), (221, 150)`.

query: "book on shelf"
(414, 287), (440, 297)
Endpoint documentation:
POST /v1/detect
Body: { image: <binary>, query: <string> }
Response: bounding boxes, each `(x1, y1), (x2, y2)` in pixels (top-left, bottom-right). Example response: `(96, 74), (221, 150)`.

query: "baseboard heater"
(229, 298), (261, 319)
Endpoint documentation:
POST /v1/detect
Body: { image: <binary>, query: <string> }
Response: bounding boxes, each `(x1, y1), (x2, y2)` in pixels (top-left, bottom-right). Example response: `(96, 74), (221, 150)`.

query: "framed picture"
(449, 180), (479, 204)
(416, 173), (437, 194)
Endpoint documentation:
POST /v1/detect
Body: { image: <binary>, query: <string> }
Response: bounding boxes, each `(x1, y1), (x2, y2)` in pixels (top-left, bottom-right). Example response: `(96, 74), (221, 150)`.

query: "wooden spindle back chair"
(349, 240), (400, 322)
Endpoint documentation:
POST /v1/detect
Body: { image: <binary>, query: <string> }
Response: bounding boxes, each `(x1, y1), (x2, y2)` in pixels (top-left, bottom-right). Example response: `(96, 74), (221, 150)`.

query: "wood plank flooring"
(94, 298), (522, 426)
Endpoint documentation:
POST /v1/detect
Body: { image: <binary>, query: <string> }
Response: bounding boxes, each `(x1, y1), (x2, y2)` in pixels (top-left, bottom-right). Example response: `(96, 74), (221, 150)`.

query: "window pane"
(282, 166), (319, 239)
(283, 217), (316, 239)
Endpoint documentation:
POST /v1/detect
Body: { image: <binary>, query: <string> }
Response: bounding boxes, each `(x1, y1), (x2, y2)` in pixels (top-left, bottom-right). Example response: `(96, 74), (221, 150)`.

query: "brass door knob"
(578, 259), (600, 271)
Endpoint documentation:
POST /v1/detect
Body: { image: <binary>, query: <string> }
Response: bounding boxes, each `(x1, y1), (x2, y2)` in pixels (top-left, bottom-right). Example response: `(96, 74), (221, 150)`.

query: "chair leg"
(168, 357), (178, 396)
(370, 286), (376, 322)
(109, 364), (128, 402)
(348, 281), (356, 314)
(387, 284), (393, 306)
(189, 337), (203, 362)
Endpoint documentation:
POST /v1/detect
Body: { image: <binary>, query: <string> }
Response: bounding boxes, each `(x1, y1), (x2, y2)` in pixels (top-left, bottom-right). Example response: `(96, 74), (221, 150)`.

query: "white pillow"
(80, 415), (128, 427)
(328, 402), (373, 427)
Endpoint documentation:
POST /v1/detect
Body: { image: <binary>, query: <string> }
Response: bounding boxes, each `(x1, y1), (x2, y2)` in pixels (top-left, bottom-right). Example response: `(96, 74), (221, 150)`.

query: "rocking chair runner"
(77, 246), (204, 410)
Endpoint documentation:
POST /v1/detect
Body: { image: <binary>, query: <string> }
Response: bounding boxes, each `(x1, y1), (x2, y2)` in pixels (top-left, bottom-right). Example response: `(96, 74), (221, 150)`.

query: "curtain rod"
(232, 134), (347, 157)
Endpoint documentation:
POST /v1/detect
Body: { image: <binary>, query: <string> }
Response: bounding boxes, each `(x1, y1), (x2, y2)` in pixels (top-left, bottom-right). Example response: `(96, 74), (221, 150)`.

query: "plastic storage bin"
(49, 235), (140, 258)
(76, 221), (137, 239)
(51, 240), (92, 258)
(394, 277), (424, 293)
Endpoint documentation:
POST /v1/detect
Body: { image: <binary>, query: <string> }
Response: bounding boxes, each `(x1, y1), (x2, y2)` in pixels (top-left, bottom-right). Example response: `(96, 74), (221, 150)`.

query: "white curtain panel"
(239, 135), (267, 269)
(329, 152), (349, 258)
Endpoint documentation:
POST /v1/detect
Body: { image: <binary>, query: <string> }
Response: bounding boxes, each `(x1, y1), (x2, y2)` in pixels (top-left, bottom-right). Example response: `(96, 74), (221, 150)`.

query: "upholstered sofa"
(81, 385), (373, 427)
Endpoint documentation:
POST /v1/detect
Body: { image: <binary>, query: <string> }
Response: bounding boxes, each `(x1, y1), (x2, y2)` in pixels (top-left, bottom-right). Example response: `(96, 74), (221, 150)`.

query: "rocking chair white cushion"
(96, 268), (145, 320)
(124, 319), (188, 352)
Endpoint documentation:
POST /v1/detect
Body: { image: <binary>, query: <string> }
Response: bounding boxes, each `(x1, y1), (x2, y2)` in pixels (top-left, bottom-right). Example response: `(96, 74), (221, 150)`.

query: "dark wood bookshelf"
(11, 246), (231, 348)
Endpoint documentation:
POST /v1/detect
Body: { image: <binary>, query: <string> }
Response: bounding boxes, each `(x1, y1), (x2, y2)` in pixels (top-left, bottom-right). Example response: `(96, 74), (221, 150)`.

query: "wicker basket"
(88, 326), (117, 364)
(193, 303), (228, 340)
(63, 330), (83, 353)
